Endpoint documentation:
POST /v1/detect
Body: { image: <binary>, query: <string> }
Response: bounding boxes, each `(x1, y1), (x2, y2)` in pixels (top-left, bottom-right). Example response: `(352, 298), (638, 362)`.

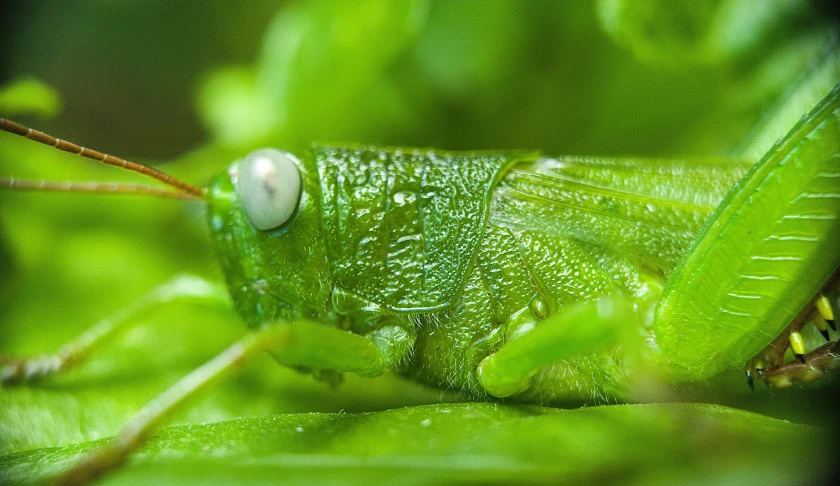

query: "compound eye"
(237, 149), (302, 231)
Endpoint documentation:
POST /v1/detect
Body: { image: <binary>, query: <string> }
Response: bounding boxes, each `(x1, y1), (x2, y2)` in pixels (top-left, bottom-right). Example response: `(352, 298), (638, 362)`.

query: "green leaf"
(197, 0), (430, 146)
(0, 79), (62, 118)
(596, 0), (818, 67)
(736, 45), (840, 157)
(1, 402), (828, 485)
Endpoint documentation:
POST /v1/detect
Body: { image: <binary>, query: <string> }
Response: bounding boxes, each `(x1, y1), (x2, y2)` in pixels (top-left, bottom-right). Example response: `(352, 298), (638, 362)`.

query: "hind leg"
(746, 284), (840, 389)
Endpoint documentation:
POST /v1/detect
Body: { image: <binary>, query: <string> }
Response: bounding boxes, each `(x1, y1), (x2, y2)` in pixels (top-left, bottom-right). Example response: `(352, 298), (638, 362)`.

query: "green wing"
(489, 156), (751, 275)
(316, 146), (525, 311)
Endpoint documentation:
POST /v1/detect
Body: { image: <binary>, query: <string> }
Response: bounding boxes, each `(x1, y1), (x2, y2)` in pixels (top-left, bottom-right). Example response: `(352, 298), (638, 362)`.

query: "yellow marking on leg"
(789, 331), (806, 363)
(814, 314), (828, 331)
(813, 314), (831, 341)
(816, 295), (834, 321)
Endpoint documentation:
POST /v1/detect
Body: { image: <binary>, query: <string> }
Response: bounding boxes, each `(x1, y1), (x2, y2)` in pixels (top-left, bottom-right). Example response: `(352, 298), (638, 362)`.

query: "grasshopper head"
(0, 119), (333, 329)
(207, 148), (334, 328)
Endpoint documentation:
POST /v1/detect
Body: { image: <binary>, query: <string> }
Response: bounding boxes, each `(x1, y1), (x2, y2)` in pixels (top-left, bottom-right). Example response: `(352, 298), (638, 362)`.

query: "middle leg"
(52, 318), (386, 485)
(477, 296), (635, 398)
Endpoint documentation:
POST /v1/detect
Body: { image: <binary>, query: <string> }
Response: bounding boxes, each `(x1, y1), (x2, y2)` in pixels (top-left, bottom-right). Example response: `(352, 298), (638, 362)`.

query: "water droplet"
(211, 215), (224, 231)
(531, 297), (549, 320)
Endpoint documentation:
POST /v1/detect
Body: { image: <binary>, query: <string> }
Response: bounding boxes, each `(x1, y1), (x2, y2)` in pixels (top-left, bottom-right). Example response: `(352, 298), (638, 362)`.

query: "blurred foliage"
(597, 0), (817, 67)
(0, 79), (62, 118)
(0, 0), (839, 484)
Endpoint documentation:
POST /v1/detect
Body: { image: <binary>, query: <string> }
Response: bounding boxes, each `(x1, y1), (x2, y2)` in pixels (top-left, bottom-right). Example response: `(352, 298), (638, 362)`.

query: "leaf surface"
(1, 402), (828, 485)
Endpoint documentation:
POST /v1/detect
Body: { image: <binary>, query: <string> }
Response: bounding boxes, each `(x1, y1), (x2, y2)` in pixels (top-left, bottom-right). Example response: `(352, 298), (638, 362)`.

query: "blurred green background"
(1, 1), (839, 484)
(3, 0), (838, 157)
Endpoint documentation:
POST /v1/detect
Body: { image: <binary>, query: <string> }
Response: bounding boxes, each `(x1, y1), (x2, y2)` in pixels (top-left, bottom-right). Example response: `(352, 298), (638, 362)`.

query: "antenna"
(0, 118), (205, 200)
(0, 177), (200, 200)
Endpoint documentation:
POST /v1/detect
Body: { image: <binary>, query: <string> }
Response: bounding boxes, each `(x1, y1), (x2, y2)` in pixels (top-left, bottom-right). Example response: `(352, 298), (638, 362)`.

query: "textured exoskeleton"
(1, 82), (838, 486)
(207, 85), (840, 402)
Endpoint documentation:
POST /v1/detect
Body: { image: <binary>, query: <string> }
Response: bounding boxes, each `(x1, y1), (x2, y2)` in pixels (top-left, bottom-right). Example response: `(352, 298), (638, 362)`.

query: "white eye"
(237, 149), (302, 231)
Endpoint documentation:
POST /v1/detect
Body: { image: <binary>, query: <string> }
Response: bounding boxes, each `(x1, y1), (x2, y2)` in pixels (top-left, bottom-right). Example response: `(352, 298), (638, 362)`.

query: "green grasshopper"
(0, 83), (838, 484)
